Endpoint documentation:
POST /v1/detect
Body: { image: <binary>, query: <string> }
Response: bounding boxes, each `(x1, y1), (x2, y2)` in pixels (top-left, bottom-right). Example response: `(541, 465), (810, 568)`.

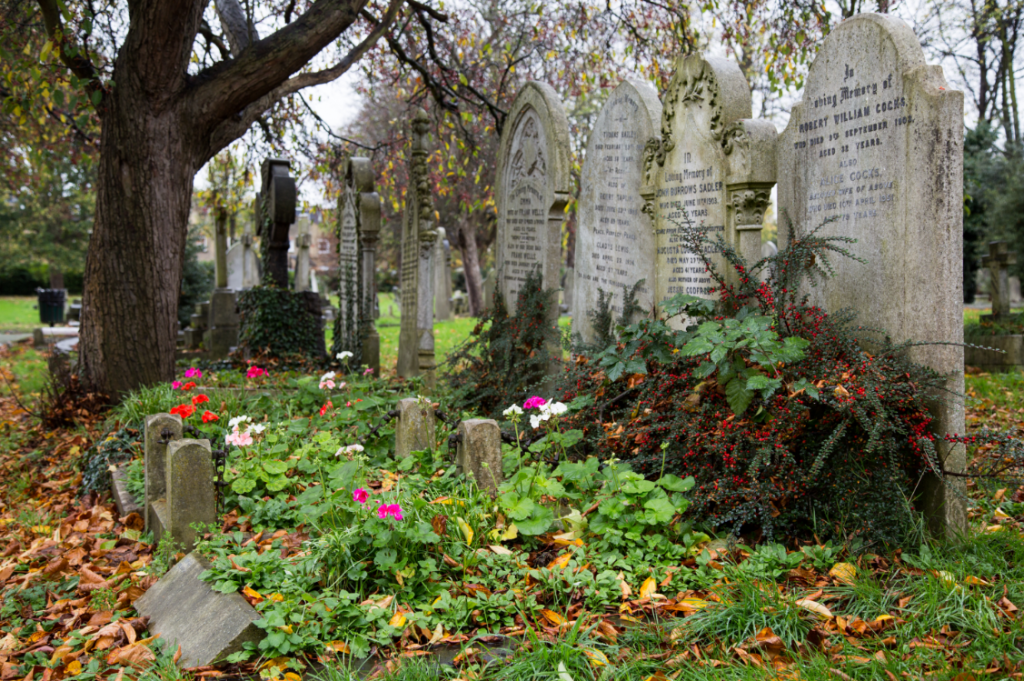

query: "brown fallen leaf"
(106, 643), (156, 668)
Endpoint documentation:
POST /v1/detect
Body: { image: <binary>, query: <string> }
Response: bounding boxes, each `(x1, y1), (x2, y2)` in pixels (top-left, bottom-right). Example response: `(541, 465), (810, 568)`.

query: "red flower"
(170, 403), (196, 419)
(319, 400), (333, 417)
(181, 381), (197, 391)
(192, 393), (210, 406)
(201, 410), (219, 423)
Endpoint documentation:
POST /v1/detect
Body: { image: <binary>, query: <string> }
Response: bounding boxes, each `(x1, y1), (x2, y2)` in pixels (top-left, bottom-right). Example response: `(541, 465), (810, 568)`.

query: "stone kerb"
(495, 82), (572, 317)
(396, 398), (436, 459)
(573, 78), (661, 344)
(455, 420), (503, 492)
(144, 413), (182, 533)
(165, 439), (217, 553)
(776, 13), (965, 535)
(641, 54), (753, 325)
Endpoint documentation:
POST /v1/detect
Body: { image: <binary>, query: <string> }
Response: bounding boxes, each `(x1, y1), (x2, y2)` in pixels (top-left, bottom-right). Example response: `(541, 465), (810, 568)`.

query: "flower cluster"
(246, 366), (267, 379)
(184, 367), (202, 379)
(376, 503), (404, 521)
(335, 444), (364, 457)
(319, 401), (333, 417)
(319, 372), (344, 390)
(170, 403), (195, 418)
(172, 380), (197, 391)
(353, 488), (370, 504)
(337, 351), (354, 362)
(522, 396), (567, 430)
(225, 415), (265, 447)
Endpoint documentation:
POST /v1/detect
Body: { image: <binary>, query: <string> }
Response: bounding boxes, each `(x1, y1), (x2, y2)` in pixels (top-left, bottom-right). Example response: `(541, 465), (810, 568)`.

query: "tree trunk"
(49, 267), (64, 290)
(79, 86), (195, 395)
(455, 217), (484, 316)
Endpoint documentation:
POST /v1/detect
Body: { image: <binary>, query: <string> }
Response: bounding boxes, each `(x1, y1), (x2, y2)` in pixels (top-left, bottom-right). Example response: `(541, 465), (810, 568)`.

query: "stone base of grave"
(111, 467), (142, 518)
(32, 327), (78, 347)
(148, 499), (170, 542)
(965, 335), (1024, 372)
(204, 290), (240, 359)
(135, 553), (263, 668)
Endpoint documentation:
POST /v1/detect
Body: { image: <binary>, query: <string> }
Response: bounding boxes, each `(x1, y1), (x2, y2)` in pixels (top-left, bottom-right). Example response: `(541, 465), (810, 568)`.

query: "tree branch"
(202, 0), (406, 161)
(215, 0), (260, 56)
(36, 0), (103, 106)
(199, 20), (233, 61)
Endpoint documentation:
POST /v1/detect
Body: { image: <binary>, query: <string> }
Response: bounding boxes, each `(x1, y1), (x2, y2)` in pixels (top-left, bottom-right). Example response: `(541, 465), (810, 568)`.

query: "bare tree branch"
(199, 20), (233, 61)
(215, 0), (261, 56)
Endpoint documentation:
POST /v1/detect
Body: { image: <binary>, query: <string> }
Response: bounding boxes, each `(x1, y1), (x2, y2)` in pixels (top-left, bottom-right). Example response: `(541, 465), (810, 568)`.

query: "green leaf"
(724, 376), (755, 416)
(657, 474), (695, 492)
(514, 506), (554, 536)
(642, 496), (677, 523)
(622, 479), (656, 494)
(262, 459), (289, 475)
(681, 338), (713, 357)
(265, 475), (290, 492)
(746, 374), (774, 390)
(231, 478), (257, 494)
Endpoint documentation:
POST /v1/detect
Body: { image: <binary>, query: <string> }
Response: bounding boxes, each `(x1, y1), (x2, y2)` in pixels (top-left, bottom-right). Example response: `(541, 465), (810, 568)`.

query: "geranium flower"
(523, 396), (547, 410)
(319, 371), (336, 390)
(184, 367), (202, 379)
(246, 366), (267, 378)
(192, 393), (210, 406)
(249, 423), (266, 434)
(386, 504), (404, 521)
(335, 444), (364, 457)
(201, 410), (219, 423)
(353, 488), (369, 504)
(363, 367), (374, 376)
(503, 404), (523, 421)
(181, 381), (196, 391)
(226, 430), (253, 447)
(170, 404), (196, 419)
(319, 401), (333, 417)
(337, 351), (354, 361)
(542, 401), (567, 417)
(172, 381), (182, 390)
(377, 504), (390, 519)
(229, 415), (251, 429)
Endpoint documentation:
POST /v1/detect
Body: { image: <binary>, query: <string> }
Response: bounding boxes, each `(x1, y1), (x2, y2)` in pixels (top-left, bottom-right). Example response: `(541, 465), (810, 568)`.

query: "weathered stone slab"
(396, 398), (436, 458)
(455, 420), (503, 492)
(166, 439), (217, 553)
(112, 466), (143, 518)
(642, 55), (752, 322)
(135, 553), (262, 668)
(204, 289), (239, 359)
(293, 215), (313, 293)
(496, 83), (572, 314)
(1010, 276), (1022, 305)
(574, 78), (661, 342)
(144, 413), (182, 534)
(982, 241), (1017, 319)
(776, 13), (965, 535)
(32, 326), (78, 347)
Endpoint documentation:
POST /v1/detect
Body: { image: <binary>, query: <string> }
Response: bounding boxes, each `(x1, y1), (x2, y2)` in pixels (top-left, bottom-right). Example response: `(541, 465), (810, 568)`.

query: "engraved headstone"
(496, 83), (572, 314)
(574, 79), (661, 342)
(776, 13), (965, 534)
(397, 110), (437, 388)
(335, 170), (361, 358)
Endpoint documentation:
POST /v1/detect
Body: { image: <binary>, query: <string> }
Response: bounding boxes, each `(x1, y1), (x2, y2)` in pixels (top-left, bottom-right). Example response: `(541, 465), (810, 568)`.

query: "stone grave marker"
(397, 110), (438, 388)
(396, 397), (436, 458)
(349, 157), (382, 376)
(203, 289), (240, 359)
(982, 241), (1017, 319)
(258, 159), (297, 288)
(135, 553), (262, 667)
(144, 413), (182, 533)
(574, 78), (661, 342)
(294, 215), (313, 293)
(1011, 276), (1022, 305)
(495, 82), (571, 315)
(336, 171), (361, 355)
(226, 218), (261, 290)
(760, 240), (778, 283)
(776, 13), (965, 534)
(435, 228), (452, 321)
(455, 419), (503, 491)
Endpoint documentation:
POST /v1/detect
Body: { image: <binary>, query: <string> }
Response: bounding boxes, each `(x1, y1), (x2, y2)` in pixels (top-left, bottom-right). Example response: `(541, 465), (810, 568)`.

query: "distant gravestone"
(496, 83), (572, 315)
(335, 168), (361, 358)
(776, 13), (965, 535)
(225, 225), (260, 291)
(293, 215), (312, 293)
(258, 159), (296, 288)
(397, 110), (438, 388)
(760, 241), (778, 283)
(347, 157), (382, 376)
(1011, 276), (1022, 305)
(434, 228), (452, 321)
(574, 78), (661, 342)
(982, 241), (1017, 319)
(396, 398), (436, 459)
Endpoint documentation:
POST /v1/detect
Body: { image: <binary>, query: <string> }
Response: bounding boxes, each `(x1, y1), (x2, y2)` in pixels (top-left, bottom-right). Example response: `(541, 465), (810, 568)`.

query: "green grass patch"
(0, 345), (48, 397)
(0, 296), (41, 331)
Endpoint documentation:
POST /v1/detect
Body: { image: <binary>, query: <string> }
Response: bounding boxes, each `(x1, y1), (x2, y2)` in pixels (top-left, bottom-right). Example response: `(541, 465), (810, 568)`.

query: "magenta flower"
(247, 366), (267, 379)
(172, 380), (182, 390)
(353, 488), (369, 504)
(523, 396), (548, 410)
(184, 367), (202, 379)
(377, 504), (390, 519)
(387, 504), (404, 521)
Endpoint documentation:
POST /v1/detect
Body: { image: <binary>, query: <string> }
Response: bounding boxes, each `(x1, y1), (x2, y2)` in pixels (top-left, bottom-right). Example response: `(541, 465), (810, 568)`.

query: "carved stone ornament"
(660, 58), (725, 145)
(728, 186), (772, 228)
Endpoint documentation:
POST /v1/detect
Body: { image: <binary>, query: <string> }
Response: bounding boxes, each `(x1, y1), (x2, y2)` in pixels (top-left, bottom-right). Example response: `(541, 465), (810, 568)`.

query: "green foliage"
(178, 226), (215, 327)
(79, 424), (142, 496)
(964, 311), (1024, 339)
(579, 279), (648, 352)
(238, 285), (325, 360)
(443, 269), (559, 417)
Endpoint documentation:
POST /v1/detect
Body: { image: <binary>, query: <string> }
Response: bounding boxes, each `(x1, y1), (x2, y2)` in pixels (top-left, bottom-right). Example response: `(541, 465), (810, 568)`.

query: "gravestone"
(455, 420), (503, 492)
(776, 13), (965, 535)
(164, 439), (217, 553)
(294, 215), (313, 293)
(482, 277), (494, 313)
(574, 78), (661, 342)
(396, 398), (436, 458)
(397, 110), (438, 388)
(495, 82), (572, 315)
(1011, 276), (1022, 305)
(135, 553), (262, 668)
(640, 55), (776, 324)
(435, 228), (452, 321)
(144, 413), (182, 533)
(226, 221), (261, 290)
(760, 240), (778, 283)
(982, 241), (1017, 319)
(258, 159), (297, 288)
(336, 172), (361, 356)
(184, 302), (209, 351)
(203, 289), (240, 359)
(348, 157), (382, 376)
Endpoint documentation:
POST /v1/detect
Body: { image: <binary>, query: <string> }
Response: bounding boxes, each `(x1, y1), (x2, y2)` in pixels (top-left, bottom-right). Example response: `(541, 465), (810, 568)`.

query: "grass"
(0, 296), (41, 332)
(0, 344), (49, 397)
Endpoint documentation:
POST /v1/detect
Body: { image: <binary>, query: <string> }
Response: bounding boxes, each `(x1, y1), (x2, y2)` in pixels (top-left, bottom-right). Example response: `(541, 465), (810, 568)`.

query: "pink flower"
(363, 368), (374, 376)
(320, 379), (336, 390)
(172, 381), (182, 390)
(387, 504), (404, 521)
(377, 504), (390, 519)
(226, 430), (253, 447)
(247, 366), (267, 379)
(353, 488), (369, 504)
(184, 367), (202, 379)
(523, 396), (548, 410)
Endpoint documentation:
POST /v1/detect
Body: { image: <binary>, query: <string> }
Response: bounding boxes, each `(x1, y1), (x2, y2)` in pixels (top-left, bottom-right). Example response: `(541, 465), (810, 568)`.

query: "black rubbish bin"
(36, 288), (66, 326)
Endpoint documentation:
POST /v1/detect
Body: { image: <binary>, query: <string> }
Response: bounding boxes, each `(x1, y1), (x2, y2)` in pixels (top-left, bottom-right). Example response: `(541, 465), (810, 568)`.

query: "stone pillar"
(982, 241), (1018, 319)
(359, 187), (382, 377)
(294, 217), (312, 293)
(395, 398), (436, 458)
(203, 289), (240, 359)
(434, 228), (451, 321)
(456, 419), (503, 492)
(144, 413), (183, 533)
(166, 439), (217, 553)
(258, 159), (296, 288)
(214, 210), (229, 290)
(723, 119), (778, 288)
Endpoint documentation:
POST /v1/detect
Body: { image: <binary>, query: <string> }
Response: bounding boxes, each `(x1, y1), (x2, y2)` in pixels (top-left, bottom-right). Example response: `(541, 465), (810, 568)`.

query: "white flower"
(546, 402), (567, 416)
(334, 443), (365, 457)
(530, 412), (552, 429)
(502, 405), (523, 417)
(320, 371), (336, 382)
(248, 423), (266, 434)
(336, 351), (354, 361)
(228, 415), (251, 429)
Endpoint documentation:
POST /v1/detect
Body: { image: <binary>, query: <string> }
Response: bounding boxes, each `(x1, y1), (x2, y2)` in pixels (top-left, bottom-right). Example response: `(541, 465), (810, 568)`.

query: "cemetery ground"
(0, 333), (1023, 681)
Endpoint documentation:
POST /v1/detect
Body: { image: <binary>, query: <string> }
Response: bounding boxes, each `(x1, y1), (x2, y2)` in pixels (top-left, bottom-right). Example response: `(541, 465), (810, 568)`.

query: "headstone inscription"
(335, 166), (361, 358)
(982, 241), (1017, 319)
(574, 78), (661, 343)
(776, 13), (965, 534)
(396, 110), (438, 388)
(640, 55), (772, 325)
(495, 82), (572, 315)
(258, 159), (297, 288)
